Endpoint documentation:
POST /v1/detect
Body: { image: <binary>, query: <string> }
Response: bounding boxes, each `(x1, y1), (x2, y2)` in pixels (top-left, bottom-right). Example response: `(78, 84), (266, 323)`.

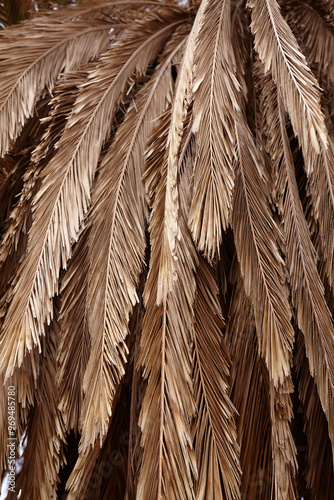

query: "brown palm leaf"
(0, 1), (334, 498)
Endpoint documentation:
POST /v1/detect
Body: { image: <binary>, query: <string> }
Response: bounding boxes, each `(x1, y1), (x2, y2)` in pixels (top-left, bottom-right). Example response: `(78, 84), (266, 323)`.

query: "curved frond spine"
(157, 0), (209, 304)
(0, 19), (115, 156)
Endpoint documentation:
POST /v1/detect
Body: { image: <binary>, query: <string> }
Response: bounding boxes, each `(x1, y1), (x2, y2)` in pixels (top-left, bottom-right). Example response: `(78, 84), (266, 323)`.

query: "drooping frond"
(275, 96), (334, 451)
(0, 16), (114, 156)
(258, 57), (334, 458)
(226, 259), (272, 499)
(0, 1), (334, 497)
(286, 0), (334, 86)
(138, 108), (197, 499)
(225, 253), (296, 498)
(295, 333), (334, 498)
(233, 119), (294, 386)
(80, 25), (189, 452)
(0, 11), (185, 380)
(66, 290), (144, 500)
(12, 313), (65, 500)
(189, 0), (240, 259)
(57, 227), (91, 434)
(156, 0), (208, 303)
(248, 0), (327, 154)
(70, 383), (130, 500)
(0, 72), (80, 306)
(192, 256), (241, 499)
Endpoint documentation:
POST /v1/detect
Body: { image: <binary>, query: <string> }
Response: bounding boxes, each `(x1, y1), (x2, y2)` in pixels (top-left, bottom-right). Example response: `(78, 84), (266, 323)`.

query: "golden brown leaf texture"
(9, 313), (66, 500)
(247, 0), (327, 154)
(0, 7), (186, 378)
(80, 23), (190, 452)
(226, 257), (296, 499)
(1, 0), (334, 499)
(192, 257), (241, 499)
(138, 107), (198, 499)
(190, 0), (239, 260)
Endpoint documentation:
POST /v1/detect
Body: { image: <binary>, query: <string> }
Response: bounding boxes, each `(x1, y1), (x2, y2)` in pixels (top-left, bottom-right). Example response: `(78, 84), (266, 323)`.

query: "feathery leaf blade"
(138, 108), (197, 500)
(190, 0), (240, 259)
(0, 14), (182, 380)
(0, 18), (114, 156)
(226, 259), (272, 499)
(275, 96), (334, 452)
(79, 26), (188, 452)
(57, 227), (91, 434)
(295, 334), (334, 497)
(248, 0), (327, 154)
(286, 0), (334, 86)
(233, 119), (294, 386)
(15, 315), (66, 500)
(192, 257), (241, 499)
(157, 0), (210, 304)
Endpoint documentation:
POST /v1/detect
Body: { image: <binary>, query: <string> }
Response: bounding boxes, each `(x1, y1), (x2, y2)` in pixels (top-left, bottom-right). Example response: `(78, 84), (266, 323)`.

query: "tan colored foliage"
(0, 1), (333, 498)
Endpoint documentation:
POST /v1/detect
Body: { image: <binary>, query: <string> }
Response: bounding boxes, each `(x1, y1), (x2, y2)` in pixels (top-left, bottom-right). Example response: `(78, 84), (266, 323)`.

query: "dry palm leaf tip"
(0, 0), (333, 498)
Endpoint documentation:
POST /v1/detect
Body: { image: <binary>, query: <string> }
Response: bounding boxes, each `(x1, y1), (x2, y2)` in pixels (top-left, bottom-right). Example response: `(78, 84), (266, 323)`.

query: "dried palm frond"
(57, 226), (91, 434)
(285, 0), (334, 86)
(295, 333), (334, 499)
(192, 257), (240, 499)
(0, 9), (186, 380)
(0, 15), (115, 156)
(189, 0), (239, 259)
(233, 118), (294, 387)
(80, 25), (189, 452)
(138, 107), (198, 499)
(155, 0), (207, 304)
(279, 98), (334, 448)
(226, 258), (272, 500)
(0, 1), (334, 498)
(9, 311), (65, 500)
(248, 0), (327, 154)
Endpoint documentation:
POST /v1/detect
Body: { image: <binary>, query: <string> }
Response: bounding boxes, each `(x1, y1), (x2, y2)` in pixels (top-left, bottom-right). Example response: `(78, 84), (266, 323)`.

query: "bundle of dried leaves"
(0, 0), (333, 498)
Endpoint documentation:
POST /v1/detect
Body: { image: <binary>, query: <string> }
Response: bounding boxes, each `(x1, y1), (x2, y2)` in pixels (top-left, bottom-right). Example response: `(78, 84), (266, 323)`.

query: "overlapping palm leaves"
(0, 0), (333, 498)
